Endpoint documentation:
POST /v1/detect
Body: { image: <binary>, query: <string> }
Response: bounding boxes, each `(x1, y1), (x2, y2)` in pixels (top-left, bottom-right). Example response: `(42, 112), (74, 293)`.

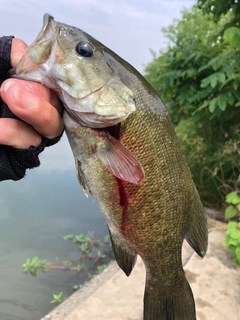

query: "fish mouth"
(10, 13), (59, 76)
(34, 13), (56, 43)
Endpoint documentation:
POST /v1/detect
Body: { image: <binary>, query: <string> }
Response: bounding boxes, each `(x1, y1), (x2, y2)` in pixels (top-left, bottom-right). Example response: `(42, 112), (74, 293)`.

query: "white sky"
(0, 0), (196, 172)
(1, 0), (196, 72)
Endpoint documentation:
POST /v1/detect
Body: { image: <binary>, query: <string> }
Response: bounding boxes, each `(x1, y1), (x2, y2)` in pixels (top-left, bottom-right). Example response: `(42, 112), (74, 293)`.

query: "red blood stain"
(105, 123), (121, 140)
(97, 130), (105, 139)
(105, 124), (128, 235)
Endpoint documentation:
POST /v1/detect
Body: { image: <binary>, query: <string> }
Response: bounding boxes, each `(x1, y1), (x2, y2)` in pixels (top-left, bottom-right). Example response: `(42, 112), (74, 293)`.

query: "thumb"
(11, 38), (28, 67)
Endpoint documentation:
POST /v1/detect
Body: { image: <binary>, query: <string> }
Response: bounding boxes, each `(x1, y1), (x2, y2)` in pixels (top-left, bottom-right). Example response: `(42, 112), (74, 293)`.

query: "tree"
(197, 0), (240, 25)
(144, 6), (240, 207)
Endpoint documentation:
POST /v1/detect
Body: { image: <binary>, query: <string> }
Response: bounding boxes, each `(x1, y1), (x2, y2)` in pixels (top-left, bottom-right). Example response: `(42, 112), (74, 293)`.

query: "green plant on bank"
(51, 292), (65, 304)
(22, 256), (50, 276)
(87, 262), (111, 280)
(63, 231), (101, 256)
(22, 231), (112, 304)
(223, 176), (240, 265)
(144, 5), (240, 207)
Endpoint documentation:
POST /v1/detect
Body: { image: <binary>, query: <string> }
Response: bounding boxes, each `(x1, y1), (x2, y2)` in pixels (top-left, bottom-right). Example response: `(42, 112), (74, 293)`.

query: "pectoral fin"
(108, 228), (137, 276)
(96, 132), (145, 184)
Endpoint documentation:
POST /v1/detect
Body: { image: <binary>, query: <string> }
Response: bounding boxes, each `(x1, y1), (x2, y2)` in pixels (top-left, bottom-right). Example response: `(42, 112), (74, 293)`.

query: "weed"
(223, 176), (240, 265)
(22, 232), (112, 304)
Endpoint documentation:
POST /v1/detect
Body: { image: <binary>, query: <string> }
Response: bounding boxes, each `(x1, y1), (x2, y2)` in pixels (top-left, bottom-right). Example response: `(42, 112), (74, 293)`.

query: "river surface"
(0, 134), (112, 320)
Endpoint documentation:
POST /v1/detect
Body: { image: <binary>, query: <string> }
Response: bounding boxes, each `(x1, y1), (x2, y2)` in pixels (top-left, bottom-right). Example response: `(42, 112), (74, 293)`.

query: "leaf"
(211, 76), (218, 88)
(200, 77), (211, 88)
(223, 235), (231, 245)
(217, 73), (226, 83)
(231, 229), (240, 240)
(228, 244), (236, 253)
(219, 77), (233, 91)
(209, 99), (217, 113)
(228, 93), (235, 106)
(193, 101), (208, 114)
(232, 195), (240, 204)
(225, 205), (238, 219)
(223, 27), (240, 47)
(229, 238), (238, 246)
(226, 191), (237, 203)
(218, 95), (227, 111)
(233, 80), (238, 90)
(235, 247), (240, 260)
(227, 221), (238, 230)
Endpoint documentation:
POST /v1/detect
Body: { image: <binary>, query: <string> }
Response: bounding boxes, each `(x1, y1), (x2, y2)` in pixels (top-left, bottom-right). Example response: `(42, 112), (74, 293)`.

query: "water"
(0, 134), (111, 320)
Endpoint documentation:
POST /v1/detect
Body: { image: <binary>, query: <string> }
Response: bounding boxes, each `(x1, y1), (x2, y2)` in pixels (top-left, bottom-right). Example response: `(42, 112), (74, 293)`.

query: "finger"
(1, 83), (64, 139)
(11, 38), (28, 67)
(1, 79), (62, 113)
(0, 118), (42, 148)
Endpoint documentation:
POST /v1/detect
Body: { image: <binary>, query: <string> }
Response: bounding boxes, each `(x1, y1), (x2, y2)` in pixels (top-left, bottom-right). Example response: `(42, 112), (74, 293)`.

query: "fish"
(10, 14), (208, 320)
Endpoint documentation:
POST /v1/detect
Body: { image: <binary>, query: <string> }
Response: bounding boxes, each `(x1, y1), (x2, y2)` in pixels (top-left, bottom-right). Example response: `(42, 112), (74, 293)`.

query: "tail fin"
(143, 276), (196, 320)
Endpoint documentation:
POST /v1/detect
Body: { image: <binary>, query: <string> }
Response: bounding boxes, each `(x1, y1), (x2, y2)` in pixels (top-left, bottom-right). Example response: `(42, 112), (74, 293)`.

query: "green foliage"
(223, 222), (240, 264)
(22, 257), (50, 276)
(223, 176), (240, 264)
(144, 6), (240, 207)
(63, 231), (101, 255)
(197, 0), (240, 25)
(223, 27), (240, 48)
(95, 262), (112, 274)
(73, 284), (83, 291)
(51, 292), (65, 304)
(22, 232), (112, 303)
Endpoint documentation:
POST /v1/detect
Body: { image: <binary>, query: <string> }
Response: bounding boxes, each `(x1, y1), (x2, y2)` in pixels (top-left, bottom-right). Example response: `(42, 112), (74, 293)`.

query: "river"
(0, 134), (112, 320)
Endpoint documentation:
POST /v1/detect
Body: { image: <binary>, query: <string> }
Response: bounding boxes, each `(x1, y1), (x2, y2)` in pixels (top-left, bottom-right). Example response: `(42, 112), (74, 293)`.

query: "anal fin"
(185, 193), (208, 258)
(108, 228), (137, 276)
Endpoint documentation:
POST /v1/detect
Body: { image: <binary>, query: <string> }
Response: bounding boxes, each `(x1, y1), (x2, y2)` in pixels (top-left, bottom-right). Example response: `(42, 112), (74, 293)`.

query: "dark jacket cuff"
(0, 36), (63, 181)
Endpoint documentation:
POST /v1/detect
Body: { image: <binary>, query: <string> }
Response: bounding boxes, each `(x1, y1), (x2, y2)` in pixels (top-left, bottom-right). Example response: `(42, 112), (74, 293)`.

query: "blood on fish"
(91, 146), (97, 153)
(97, 130), (105, 140)
(104, 123), (128, 235)
(105, 123), (121, 140)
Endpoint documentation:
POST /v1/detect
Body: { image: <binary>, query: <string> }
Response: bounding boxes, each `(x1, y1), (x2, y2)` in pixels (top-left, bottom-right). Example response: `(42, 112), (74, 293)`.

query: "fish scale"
(10, 13), (208, 320)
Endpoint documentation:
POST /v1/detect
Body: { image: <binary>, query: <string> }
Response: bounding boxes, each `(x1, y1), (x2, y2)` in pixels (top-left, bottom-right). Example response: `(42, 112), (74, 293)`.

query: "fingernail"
(2, 79), (14, 93)
(13, 87), (37, 110)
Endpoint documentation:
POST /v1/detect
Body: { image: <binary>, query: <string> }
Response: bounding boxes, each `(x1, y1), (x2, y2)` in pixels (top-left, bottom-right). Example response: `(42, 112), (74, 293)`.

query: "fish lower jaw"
(73, 112), (127, 128)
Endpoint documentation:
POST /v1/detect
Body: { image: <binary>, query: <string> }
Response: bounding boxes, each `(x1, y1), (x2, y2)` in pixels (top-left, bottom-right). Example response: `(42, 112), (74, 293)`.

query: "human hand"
(0, 38), (64, 149)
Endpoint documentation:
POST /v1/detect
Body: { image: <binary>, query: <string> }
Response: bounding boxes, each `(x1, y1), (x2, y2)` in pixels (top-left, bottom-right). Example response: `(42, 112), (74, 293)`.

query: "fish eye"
(76, 41), (94, 58)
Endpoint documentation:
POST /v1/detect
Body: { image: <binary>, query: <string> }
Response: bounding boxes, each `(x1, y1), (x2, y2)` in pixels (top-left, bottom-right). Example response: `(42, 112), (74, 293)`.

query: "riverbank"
(42, 220), (240, 320)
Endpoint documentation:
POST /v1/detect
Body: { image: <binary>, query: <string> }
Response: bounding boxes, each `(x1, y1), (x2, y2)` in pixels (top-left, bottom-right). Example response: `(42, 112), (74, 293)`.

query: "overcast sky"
(1, 0), (196, 72)
(0, 0), (196, 172)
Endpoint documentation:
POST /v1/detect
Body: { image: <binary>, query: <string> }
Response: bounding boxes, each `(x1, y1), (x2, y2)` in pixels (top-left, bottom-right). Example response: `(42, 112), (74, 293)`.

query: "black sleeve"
(0, 36), (62, 181)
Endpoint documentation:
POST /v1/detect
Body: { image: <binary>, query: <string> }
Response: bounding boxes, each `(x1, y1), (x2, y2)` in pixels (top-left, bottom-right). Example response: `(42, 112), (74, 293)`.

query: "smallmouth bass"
(11, 14), (208, 320)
